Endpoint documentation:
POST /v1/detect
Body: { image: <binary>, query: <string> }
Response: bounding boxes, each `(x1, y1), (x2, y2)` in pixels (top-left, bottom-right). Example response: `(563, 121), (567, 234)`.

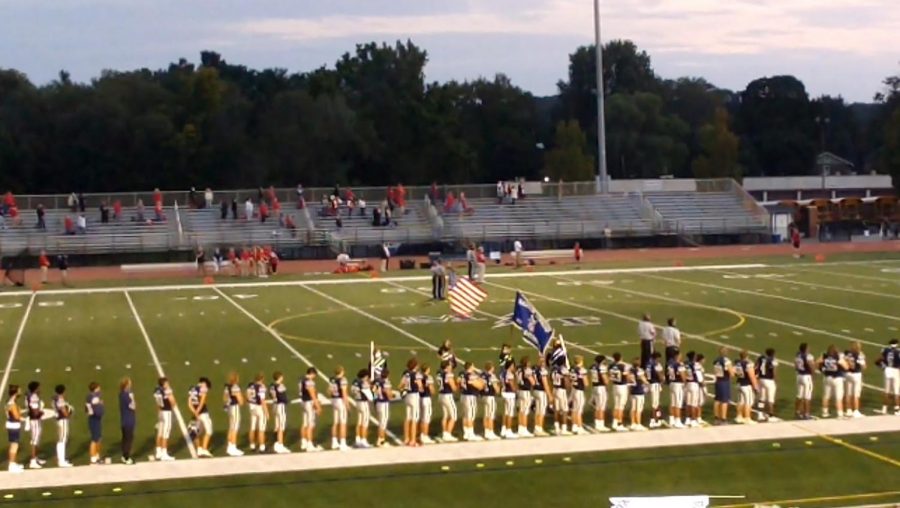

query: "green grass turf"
(0, 254), (899, 504)
(2, 433), (899, 507)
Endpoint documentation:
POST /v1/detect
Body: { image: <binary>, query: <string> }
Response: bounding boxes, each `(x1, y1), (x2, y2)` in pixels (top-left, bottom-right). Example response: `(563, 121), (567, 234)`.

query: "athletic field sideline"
(1, 256), (899, 504)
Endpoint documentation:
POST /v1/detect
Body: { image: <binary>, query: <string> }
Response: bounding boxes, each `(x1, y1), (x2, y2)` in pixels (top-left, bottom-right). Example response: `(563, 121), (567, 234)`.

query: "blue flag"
(512, 292), (554, 353)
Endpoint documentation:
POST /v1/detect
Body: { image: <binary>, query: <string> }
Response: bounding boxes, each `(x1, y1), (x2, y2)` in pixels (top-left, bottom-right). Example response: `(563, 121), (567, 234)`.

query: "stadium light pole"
(594, 0), (609, 193)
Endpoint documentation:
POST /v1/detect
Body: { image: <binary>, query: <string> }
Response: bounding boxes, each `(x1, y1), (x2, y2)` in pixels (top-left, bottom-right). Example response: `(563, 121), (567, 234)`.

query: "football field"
(1, 253), (899, 506)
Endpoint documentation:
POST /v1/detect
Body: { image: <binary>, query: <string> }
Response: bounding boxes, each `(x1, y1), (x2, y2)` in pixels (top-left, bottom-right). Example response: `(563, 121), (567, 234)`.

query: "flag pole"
(558, 333), (571, 369)
(370, 341), (375, 380)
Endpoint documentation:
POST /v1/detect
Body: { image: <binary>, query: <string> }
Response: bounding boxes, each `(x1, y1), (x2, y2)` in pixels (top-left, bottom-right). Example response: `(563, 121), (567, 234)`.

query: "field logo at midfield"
(491, 314), (601, 329)
(722, 273), (793, 279)
(393, 315), (488, 325)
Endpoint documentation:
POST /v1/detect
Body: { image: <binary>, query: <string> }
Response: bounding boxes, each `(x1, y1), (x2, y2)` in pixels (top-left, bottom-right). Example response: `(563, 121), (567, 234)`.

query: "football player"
(794, 343), (816, 420)
(373, 368), (392, 447)
(437, 361), (458, 442)
(437, 340), (458, 369)
(223, 372), (245, 456)
(25, 381), (45, 469)
(550, 359), (571, 436)
(734, 350), (758, 424)
(188, 377), (214, 457)
(269, 372), (290, 453)
(461, 362), (485, 441)
(685, 352), (706, 427)
(351, 369), (374, 448)
(755, 349), (778, 422)
(818, 344), (849, 418)
(589, 355), (610, 432)
(712, 347), (734, 425)
(419, 364), (436, 444)
(400, 359), (422, 447)
(877, 339), (899, 415)
(7, 385), (23, 473)
(52, 384), (73, 467)
(533, 357), (551, 436)
(628, 357), (648, 431)
(300, 368), (322, 451)
(843, 343), (865, 418)
(329, 366), (350, 451)
(516, 357), (536, 437)
(153, 377), (177, 461)
(666, 351), (687, 428)
(609, 352), (629, 431)
(570, 356), (588, 435)
(246, 373), (268, 452)
(85, 381), (104, 464)
(481, 362), (501, 440)
(645, 352), (664, 429)
(499, 360), (518, 439)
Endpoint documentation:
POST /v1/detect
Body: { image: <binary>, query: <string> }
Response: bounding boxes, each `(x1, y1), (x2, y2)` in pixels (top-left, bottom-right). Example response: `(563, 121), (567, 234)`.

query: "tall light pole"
(594, 0), (609, 193)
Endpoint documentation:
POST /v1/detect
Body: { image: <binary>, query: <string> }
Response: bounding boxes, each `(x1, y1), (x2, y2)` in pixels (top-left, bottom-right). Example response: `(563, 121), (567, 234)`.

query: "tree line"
(0, 40), (897, 194)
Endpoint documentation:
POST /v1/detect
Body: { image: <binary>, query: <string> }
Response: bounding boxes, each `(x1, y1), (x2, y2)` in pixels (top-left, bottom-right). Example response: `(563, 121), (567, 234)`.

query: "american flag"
(448, 274), (488, 318)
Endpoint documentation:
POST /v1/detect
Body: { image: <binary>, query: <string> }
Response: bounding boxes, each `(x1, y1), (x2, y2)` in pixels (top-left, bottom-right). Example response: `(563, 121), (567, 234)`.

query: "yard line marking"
(663, 272), (900, 324)
(212, 287), (400, 445)
(300, 284), (445, 353)
(791, 264), (900, 285)
(729, 269), (900, 300)
(0, 264), (769, 298)
(124, 291), (197, 459)
(491, 277), (883, 393)
(717, 490), (900, 508)
(0, 294), (35, 398)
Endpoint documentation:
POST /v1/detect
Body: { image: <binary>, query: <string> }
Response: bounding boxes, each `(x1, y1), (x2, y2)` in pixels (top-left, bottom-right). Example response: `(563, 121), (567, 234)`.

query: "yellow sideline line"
(717, 490), (900, 508)
(816, 433), (900, 469)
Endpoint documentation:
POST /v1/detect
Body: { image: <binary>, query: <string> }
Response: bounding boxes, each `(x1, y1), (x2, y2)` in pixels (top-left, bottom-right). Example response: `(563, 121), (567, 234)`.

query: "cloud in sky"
(0, 0), (897, 101)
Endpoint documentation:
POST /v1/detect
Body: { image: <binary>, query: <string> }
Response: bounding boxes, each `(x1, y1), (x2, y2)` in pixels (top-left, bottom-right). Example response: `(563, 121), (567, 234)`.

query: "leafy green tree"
(606, 92), (689, 178)
(692, 108), (741, 179)
(543, 120), (594, 181)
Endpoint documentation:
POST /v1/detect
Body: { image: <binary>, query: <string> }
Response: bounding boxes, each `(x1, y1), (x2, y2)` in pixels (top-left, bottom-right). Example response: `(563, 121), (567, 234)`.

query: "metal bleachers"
(646, 191), (769, 234)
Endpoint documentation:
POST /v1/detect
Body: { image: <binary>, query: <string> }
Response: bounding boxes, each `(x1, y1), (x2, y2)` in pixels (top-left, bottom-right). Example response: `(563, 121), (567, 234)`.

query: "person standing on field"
(119, 378), (136, 464)
(877, 339), (899, 415)
(712, 348), (734, 425)
(638, 314), (657, 367)
(52, 385), (72, 467)
(843, 342), (865, 418)
(85, 382), (104, 465)
(755, 349), (778, 422)
(662, 318), (681, 362)
(38, 250), (50, 284)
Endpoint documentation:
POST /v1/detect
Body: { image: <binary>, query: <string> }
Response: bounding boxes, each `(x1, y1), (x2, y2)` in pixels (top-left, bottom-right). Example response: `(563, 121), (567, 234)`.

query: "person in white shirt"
(638, 314), (657, 367)
(513, 240), (523, 268)
(204, 188), (214, 208)
(662, 318), (681, 361)
(76, 214), (87, 234)
(244, 199), (254, 220)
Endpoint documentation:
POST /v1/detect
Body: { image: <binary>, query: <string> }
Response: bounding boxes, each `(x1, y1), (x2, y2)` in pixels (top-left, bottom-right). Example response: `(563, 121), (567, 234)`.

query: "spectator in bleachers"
(259, 201), (269, 223)
(154, 201), (165, 222)
(189, 187), (198, 208)
(135, 199), (145, 222)
(372, 207), (382, 227)
(76, 214), (87, 234)
(272, 198), (281, 220)
(383, 207), (393, 227)
(7, 205), (20, 226)
(295, 184), (304, 208)
(152, 188), (161, 208)
(244, 198), (254, 220)
(67, 192), (78, 212)
(358, 197), (366, 217)
(100, 202), (109, 224)
(459, 192), (473, 214)
(509, 183), (518, 205)
(345, 187), (356, 206)
(430, 181), (440, 205)
(231, 198), (238, 220)
(220, 199), (228, 220)
(2, 191), (15, 216)
(204, 188), (213, 209)
(35, 204), (46, 230)
(335, 216), (343, 229)
(285, 214), (297, 238)
(396, 183), (407, 210)
(78, 192), (86, 212)
(113, 200), (122, 221)
(518, 182), (526, 200)
(257, 187), (265, 203)
(332, 183), (341, 201)
(443, 192), (457, 214)
(347, 197), (355, 216)
(496, 181), (505, 204)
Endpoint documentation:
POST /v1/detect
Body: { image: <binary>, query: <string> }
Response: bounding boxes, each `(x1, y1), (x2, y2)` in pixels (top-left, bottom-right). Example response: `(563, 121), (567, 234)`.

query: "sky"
(0, 0), (897, 103)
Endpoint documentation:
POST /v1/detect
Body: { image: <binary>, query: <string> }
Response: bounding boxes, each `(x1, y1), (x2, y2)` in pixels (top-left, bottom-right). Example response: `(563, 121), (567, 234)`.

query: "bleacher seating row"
(0, 184), (770, 255)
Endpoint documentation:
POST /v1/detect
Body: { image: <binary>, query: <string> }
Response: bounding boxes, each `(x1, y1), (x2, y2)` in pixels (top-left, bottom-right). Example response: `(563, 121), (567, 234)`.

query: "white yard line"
(0, 294), (35, 396)
(2, 414), (896, 490)
(123, 291), (198, 458)
(723, 269), (900, 300)
(640, 273), (893, 347)
(791, 265), (900, 284)
(212, 287), (401, 445)
(0, 264), (768, 298)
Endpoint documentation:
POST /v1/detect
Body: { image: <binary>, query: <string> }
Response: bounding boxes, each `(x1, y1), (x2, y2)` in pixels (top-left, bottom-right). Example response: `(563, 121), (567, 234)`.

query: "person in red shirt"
(3, 191), (15, 214)
(285, 214), (297, 238)
(791, 226), (802, 258)
(38, 250), (51, 284)
(475, 246), (487, 283)
(269, 249), (279, 275)
(574, 241), (583, 262)
(113, 200), (122, 221)
(153, 188), (162, 206)
(240, 247), (252, 277)
(63, 216), (75, 235)
(259, 202), (269, 224)
(272, 198), (281, 218)
(396, 183), (406, 208)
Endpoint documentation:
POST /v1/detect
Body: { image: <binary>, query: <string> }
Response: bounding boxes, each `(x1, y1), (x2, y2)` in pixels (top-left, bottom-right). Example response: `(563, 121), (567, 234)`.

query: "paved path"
(4, 415), (897, 490)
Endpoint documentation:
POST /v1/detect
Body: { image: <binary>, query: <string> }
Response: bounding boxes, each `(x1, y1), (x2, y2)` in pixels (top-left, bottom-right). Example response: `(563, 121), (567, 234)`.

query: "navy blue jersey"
(6, 398), (18, 424)
(462, 371), (481, 396)
(570, 366), (587, 391)
(666, 360), (686, 384)
(501, 369), (516, 393)
(374, 378), (392, 403)
(845, 351), (865, 374)
(189, 384), (209, 413)
(438, 371), (455, 394)
(734, 359), (753, 387)
(482, 372), (499, 396)
(86, 391), (104, 418)
(154, 386), (174, 410)
(351, 378), (373, 402)
(224, 383), (241, 406)
(269, 382), (288, 404)
(629, 367), (646, 395)
(329, 376), (347, 399)
(26, 391), (42, 420)
(402, 369), (422, 395)
(245, 382), (266, 405)
(882, 347), (899, 368)
(517, 366), (535, 390)
(821, 353), (845, 377)
(52, 394), (69, 420)
(713, 356), (732, 381)
(795, 352), (815, 375)
(756, 356), (776, 380)
(536, 366), (550, 390)
(421, 375), (433, 398)
(438, 347), (458, 368)
(300, 378), (316, 402)
(589, 363), (607, 387)
(119, 390), (135, 427)
(645, 359), (664, 384)
(609, 362), (628, 385)
(550, 366), (569, 389)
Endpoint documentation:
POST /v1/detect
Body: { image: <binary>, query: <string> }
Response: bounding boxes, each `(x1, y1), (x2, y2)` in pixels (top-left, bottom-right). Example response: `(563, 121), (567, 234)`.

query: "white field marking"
(0, 264), (768, 298)
(0, 294), (35, 397)
(211, 287), (400, 445)
(501, 276), (887, 393)
(717, 268), (900, 300)
(576, 272), (889, 352)
(123, 291), (197, 459)
(790, 264), (900, 284)
(646, 272), (900, 326)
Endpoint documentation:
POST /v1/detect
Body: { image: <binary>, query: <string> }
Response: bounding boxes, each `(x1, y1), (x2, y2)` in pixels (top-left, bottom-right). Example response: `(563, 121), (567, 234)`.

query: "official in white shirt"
(662, 318), (681, 361)
(638, 314), (656, 367)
